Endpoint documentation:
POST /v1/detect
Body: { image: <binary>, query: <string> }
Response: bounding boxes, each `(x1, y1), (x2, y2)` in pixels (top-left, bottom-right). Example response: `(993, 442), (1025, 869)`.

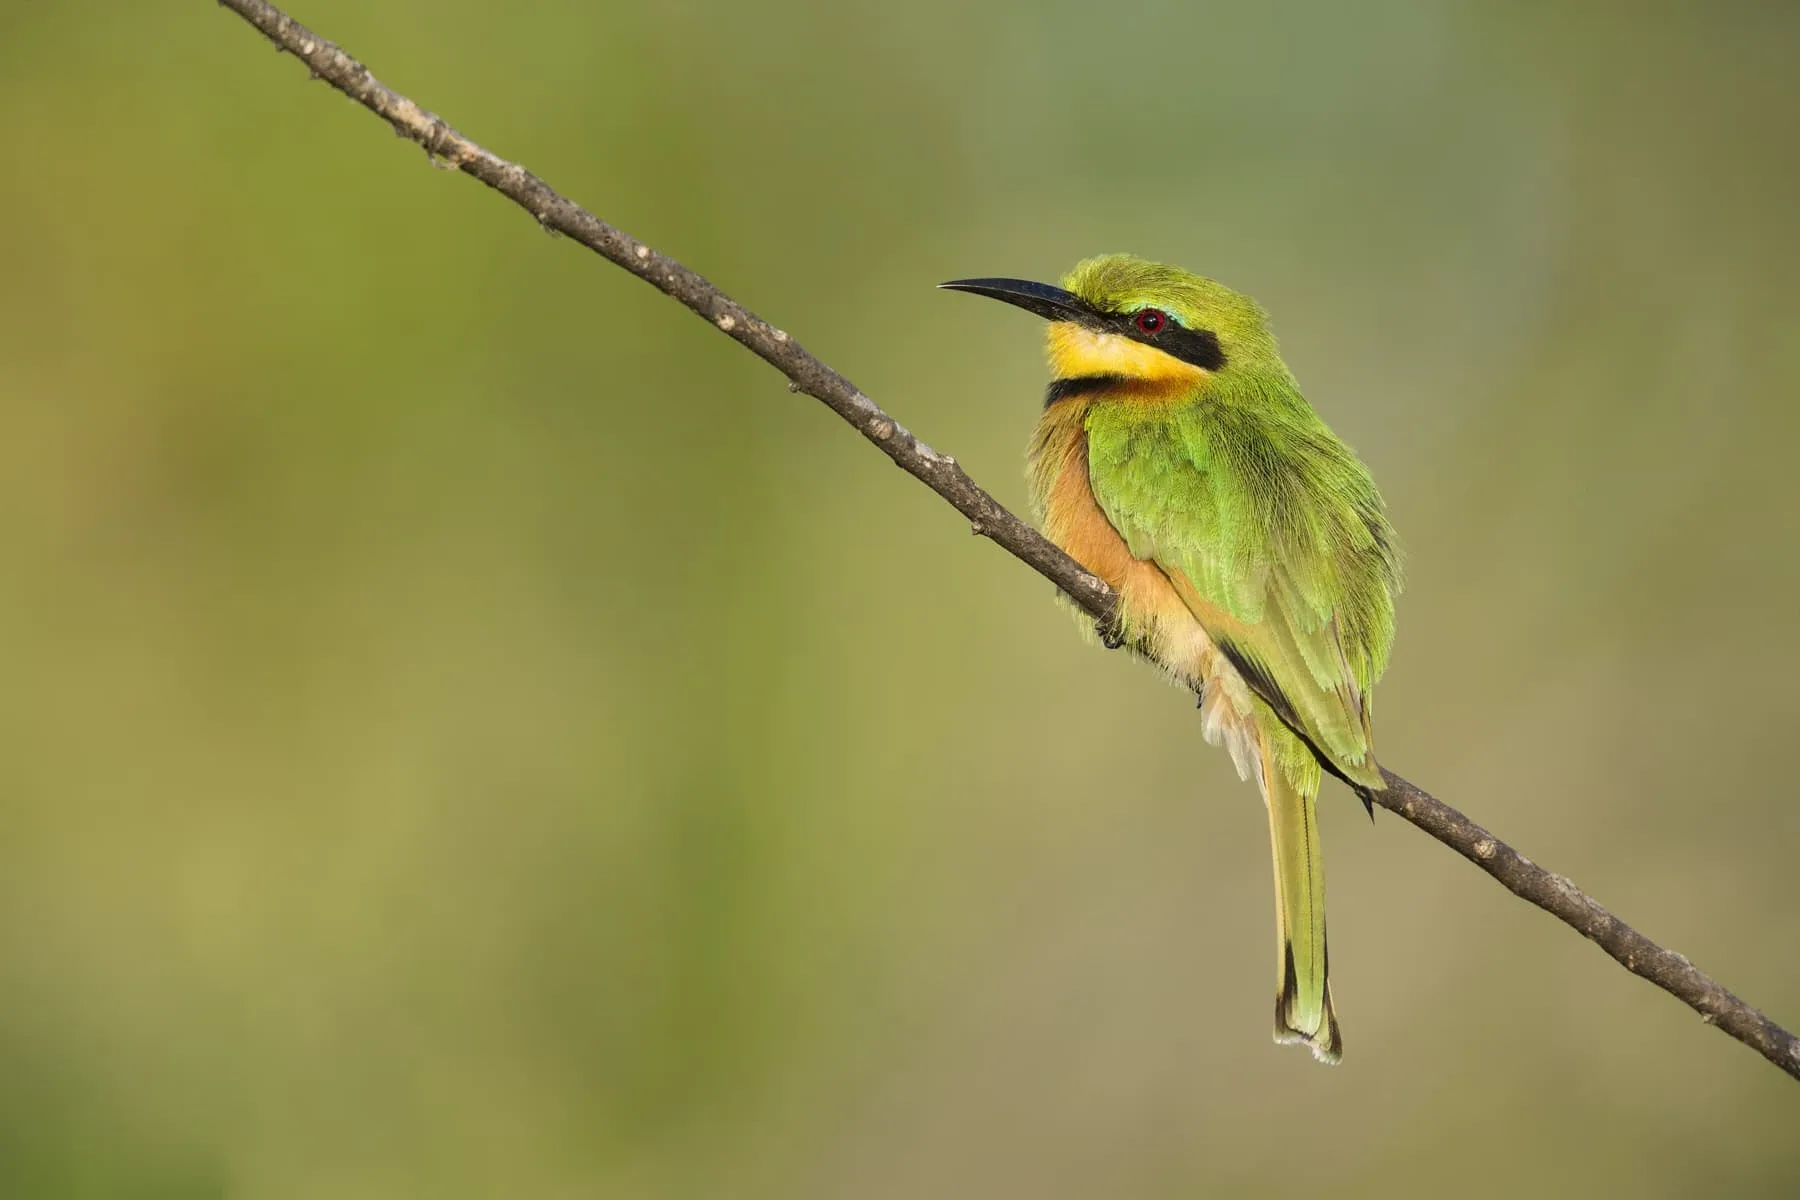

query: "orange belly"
(1029, 395), (1269, 786)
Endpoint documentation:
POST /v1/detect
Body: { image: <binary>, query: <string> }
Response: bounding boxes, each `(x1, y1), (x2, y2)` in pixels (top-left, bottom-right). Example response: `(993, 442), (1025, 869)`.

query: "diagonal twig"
(213, 0), (1800, 1083)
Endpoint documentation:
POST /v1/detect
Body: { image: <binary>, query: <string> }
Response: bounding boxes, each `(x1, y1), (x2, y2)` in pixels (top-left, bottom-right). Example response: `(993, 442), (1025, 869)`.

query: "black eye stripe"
(1107, 310), (1227, 371)
(1160, 326), (1227, 370)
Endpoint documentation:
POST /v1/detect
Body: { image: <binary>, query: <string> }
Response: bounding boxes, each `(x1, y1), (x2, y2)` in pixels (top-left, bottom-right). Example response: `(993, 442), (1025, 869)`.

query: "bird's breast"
(1028, 398), (1266, 781)
(1029, 401), (1214, 681)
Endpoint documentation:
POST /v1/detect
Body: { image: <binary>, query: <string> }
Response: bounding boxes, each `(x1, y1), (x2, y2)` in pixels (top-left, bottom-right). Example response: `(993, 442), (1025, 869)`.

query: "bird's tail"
(1262, 745), (1343, 1064)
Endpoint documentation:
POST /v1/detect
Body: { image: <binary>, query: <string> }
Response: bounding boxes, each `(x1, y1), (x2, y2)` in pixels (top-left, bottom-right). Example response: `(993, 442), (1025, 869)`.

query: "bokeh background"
(2, 1), (1797, 1195)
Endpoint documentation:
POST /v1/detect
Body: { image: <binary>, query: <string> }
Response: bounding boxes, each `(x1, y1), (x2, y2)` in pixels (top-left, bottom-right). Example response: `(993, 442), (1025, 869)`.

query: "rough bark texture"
(216, 0), (1800, 1084)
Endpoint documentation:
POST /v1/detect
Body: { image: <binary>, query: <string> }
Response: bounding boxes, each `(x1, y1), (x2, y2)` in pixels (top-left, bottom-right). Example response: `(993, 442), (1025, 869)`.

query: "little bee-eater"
(943, 255), (1401, 1063)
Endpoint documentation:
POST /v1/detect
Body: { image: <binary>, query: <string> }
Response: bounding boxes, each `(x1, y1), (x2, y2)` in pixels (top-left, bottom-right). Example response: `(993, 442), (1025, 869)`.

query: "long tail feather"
(1263, 744), (1342, 1064)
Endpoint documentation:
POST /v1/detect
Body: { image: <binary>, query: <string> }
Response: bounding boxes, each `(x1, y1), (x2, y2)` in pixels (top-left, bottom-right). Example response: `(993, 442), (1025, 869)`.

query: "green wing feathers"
(1085, 385), (1400, 786)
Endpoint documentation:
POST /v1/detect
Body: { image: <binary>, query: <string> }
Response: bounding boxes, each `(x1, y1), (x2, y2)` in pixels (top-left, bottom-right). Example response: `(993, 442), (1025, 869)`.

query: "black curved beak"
(937, 277), (1089, 323)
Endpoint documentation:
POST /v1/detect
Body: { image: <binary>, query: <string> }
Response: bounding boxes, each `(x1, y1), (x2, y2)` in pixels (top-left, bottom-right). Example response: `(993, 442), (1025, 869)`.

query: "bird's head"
(942, 254), (1281, 395)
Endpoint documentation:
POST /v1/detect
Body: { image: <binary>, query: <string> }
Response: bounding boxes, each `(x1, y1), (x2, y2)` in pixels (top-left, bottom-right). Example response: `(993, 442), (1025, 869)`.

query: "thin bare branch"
(214, 0), (1800, 1083)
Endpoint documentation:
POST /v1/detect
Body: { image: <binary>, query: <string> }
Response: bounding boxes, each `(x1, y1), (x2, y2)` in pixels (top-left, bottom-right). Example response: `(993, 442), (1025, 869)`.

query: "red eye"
(1134, 308), (1167, 334)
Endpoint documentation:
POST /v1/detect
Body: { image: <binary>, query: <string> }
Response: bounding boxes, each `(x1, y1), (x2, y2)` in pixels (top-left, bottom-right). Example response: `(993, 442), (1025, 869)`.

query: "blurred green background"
(2, 1), (1797, 1195)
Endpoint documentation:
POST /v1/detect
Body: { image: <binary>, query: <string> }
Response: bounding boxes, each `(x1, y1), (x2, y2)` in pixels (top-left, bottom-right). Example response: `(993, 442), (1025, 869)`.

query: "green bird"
(942, 255), (1401, 1063)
